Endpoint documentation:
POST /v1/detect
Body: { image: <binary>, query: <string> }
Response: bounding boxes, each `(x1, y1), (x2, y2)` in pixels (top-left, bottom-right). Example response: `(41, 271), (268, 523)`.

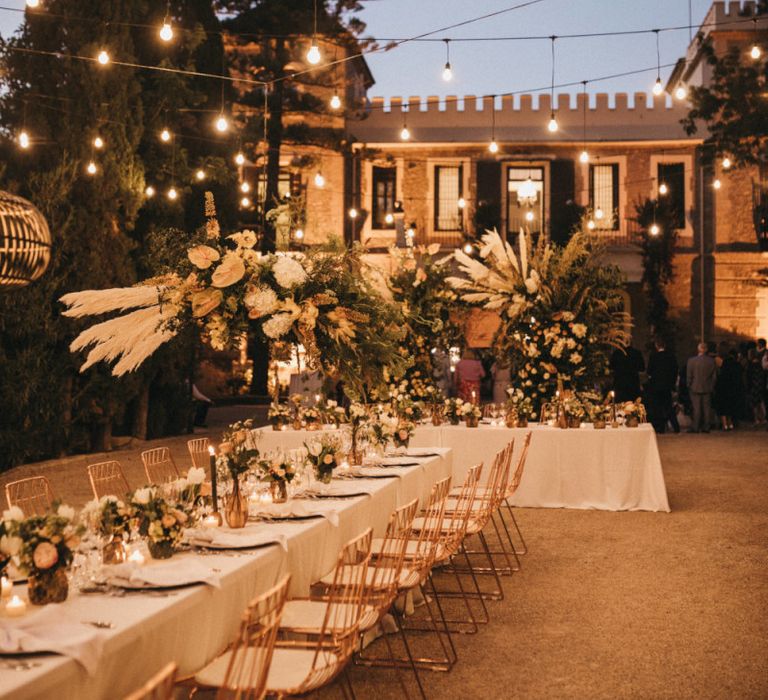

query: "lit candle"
(471, 390), (476, 404)
(128, 548), (145, 566)
(314, 393), (321, 406)
(1, 576), (12, 600)
(208, 445), (219, 515)
(610, 390), (616, 421)
(5, 595), (27, 617)
(202, 514), (220, 529)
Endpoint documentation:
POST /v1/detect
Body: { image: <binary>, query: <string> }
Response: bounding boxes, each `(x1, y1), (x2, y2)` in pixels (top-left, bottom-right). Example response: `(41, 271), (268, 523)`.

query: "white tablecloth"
(256, 423), (670, 513)
(0, 451), (452, 700)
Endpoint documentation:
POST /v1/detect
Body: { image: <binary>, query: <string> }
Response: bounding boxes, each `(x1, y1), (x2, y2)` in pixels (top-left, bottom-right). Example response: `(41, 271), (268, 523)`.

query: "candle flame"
(208, 445), (215, 456)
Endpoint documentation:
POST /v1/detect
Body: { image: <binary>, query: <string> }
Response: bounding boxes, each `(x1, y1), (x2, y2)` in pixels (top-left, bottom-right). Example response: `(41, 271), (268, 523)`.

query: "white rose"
(186, 467), (206, 484)
(0, 535), (22, 557)
(57, 504), (75, 521)
(308, 441), (322, 457)
(133, 487), (152, 505)
(272, 255), (308, 289)
(3, 506), (24, 523)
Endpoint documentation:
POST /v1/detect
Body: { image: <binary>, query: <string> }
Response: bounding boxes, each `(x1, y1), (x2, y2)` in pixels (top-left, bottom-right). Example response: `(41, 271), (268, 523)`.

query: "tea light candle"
(5, 595), (26, 617)
(128, 548), (145, 566)
(202, 514), (221, 529)
(259, 491), (273, 505)
(1, 576), (12, 600)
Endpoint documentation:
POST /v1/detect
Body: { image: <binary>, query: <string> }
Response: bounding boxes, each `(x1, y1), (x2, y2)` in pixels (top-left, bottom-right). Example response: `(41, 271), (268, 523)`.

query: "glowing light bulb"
(306, 44), (321, 65)
(294, 229), (304, 240)
(145, 185), (155, 197)
(314, 172), (325, 188)
(462, 242), (473, 254)
(751, 44), (761, 60)
(18, 130), (30, 149)
(650, 223), (660, 236)
(240, 196), (251, 208)
(215, 115), (228, 133)
(348, 207), (358, 219)
(722, 157), (732, 169)
(167, 186), (178, 200)
(160, 128), (171, 142)
(234, 151), (245, 166)
(195, 169), (206, 181)
(406, 227), (415, 239)
(458, 197), (466, 209)
(400, 126), (410, 141)
(159, 22), (173, 42)
(594, 207), (604, 220)
(330, 94), (341, 110)
(713, 178), (722, 190)
(525, 211), (534, 222)
(674, 85), (688, 100)
(652, 78), (664, 96)
(86, 161), (97, 175)
(26, 0), (40, 7)
(384, 212), (394, 225)
(93, 136), (104, 149)
(240, 181), (250, 193)
(442, 63), (453, 82)
(579, 150), (589, 164)
(97, 50), (110, 65)
(659, 183), (668, 195)
(488, 139), (499, 154)
(547, 113), (559, 133)
(587, 219), (596, 230)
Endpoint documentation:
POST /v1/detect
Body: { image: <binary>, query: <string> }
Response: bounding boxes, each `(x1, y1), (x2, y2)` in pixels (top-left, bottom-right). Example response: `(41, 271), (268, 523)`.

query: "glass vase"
(225, 478), (249, 528)
(102, 534), (127, 565)
(270, 480), (289, 504)
(148, 539), (175, 560)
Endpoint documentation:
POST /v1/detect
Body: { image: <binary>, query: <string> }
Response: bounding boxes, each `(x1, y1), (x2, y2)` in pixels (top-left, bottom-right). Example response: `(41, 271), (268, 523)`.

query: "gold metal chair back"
(123, 662), (177, 700)
(87, 460), (131, 500)
(5, 476), (54, 516)
(507, 431), (532, 497)
(408, 476), (452, 574)
(140, 447), (180, 485)
(219, 574), (291, 699)
(442, 464), (482, 552)
(187, 437), (210, 470)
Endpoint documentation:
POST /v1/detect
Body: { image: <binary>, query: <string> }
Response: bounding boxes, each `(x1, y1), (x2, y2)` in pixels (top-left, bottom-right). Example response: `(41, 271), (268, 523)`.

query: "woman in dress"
(454, 349), (485, 404)
(713, 345), (742, 430)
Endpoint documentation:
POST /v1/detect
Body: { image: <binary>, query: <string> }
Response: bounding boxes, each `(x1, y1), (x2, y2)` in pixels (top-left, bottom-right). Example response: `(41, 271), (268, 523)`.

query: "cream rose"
(32, 541), (59, 570)
(322, 453), (334, 465)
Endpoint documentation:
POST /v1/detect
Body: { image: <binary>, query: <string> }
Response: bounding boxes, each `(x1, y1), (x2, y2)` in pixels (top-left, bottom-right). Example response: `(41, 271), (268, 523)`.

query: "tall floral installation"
(448, 229), (629, 411)
(59, 194), (407, 399)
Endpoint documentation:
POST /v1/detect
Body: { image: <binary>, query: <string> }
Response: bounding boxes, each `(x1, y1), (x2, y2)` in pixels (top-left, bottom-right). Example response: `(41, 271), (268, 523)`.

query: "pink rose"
(161, 514), (176, 528)
(32, 542), (59, 570)
(322, 454), (334, 465)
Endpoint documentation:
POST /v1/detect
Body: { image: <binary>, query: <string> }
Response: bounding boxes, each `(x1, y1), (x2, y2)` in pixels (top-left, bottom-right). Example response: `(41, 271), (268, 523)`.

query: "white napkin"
(104, 557), (220, 589)
(185, 525), (288, 552)
(249, 500), (339, 526)
(0, 605), (105, 675)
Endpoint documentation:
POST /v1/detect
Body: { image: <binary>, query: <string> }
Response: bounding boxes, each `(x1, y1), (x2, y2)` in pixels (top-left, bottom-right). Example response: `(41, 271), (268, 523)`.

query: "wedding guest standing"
(686, 342), (717, 433)
(646, 337), (679, 434)
(714, 344), (741, 431)
(609, 343), (645, 401)
(455, 349), (485, 404)
(746, 348), (767, 425)
(491, 360), (512, 404)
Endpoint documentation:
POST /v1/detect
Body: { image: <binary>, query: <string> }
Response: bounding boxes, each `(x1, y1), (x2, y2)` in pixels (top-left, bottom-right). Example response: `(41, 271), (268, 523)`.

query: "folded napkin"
(185, 525), (287, 552)
(406, 451), (441, 458)
(0, 605), (105, 675)
(249, 500), (339, 526)
(104, 557), (220, 589)
(379, 458), (420, 467)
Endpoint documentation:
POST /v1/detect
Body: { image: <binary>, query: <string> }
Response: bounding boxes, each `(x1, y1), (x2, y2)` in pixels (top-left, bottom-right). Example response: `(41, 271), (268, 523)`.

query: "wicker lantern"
(0, 190), (52, 289)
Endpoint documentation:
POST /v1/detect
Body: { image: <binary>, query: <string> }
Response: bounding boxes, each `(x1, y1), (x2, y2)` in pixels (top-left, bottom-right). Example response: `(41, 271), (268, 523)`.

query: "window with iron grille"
(434, 165), (463, 231)
(371, 167), (396, 229)
(255, 170), (296, 211)
(589, 164), (619, 230)
(657, 162), (686, 229)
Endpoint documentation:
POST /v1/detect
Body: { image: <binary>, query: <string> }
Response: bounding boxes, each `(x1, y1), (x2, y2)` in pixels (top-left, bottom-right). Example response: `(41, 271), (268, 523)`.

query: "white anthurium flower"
(188, 245), (220, 270)
(133, 487), (152, 504)
(211, 253), (246, 288)
(427, 242), (441, 256)
(3, 506), (24, 524)
(307, 441), (322, 457)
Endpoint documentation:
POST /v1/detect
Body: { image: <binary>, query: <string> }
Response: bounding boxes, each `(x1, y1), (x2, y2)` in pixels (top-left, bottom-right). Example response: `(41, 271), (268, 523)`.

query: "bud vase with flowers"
(461, 401), (482, 427)
(267, 402), (292, 431)
(256, 452), (296, 503)
(130, 487), (191, 559)
(392, 421), (415, 450)
(216, 420), (260, 528)
(305, 435), (345, 486)
(1, 504), (83, 605)
(347, 403), (369, 465)
(80, 496), (134, 565)
(369, 411), (397, 457)
(444, 398), (463, 425)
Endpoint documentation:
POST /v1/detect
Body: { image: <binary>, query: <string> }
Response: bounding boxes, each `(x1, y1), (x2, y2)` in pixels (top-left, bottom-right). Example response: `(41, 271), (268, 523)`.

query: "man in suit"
(686, 342), (717, 433)
(647, 337), (679, 434)
(609, 344), (646, 402)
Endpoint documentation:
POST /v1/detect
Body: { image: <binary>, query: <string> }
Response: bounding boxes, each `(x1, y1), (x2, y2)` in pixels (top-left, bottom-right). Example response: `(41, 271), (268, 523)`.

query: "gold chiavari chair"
(87, 460), (131, 500)
(495, 430), (533, 559)
(124, 662), (177, 700)
(265, 528), (373, 698)
(187, 574), (291, 699)
(140, 447), (180, 485)
(187, 437), (210, 470)
(5, 476), (54, 516)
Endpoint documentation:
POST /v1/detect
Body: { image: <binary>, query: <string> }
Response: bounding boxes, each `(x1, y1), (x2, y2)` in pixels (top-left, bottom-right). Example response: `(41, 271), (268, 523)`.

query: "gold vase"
(625, 417), (640, 428)
(28, 567), (69, 605)
(292, 417), (302, 431)
(568, 415), (581, 429)
(225, 479), (249, 528)
(465, 416), (479, 428)
(430, 405), (443, 426)
(270, 480), (288, 504)
(271, 420), (284, 432)
(148, 539), (175, 560)
(593, 419), (607, 430)
(517, 417), (528, 428)
(102, 535), (127, 565)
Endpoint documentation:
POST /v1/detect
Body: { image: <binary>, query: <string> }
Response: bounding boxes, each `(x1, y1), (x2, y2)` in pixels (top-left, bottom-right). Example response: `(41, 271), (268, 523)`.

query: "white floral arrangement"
(256, 451), (297, 484)
(301, 406), (322, 423)
(80, 495), (135, 538)
(460, 401), (482, 419)
(369, 411), (398, 448)
(267, 402), (293, 422)
(305, 434), (345, 483)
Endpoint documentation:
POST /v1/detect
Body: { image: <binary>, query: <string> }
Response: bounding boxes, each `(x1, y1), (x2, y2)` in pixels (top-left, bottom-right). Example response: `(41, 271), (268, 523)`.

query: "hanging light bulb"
(525, 211), (535, 222)
(652, 77), (664, 96)
(159, 21), (173, 42)
(713, 178), (722, 190)
(294, 229), (304, 240)
(145, 185), (156, 198)
(26, 0), (40, 7)
(722, 157), (732, 169)
(314, 172), (325, 188)
(18, 130), (30, 149)
(462, 242), (473, 254)
(93, 136), (104, 149)
(240, 181), (250, 193)
(650, 223), (660, 236)
(348, 207), (358, 219)
(167, 186), (178, 200)
(215, 114), (228, 133)
(400, 125), (410, 141)
(595, 207), (604, 221)
(405, 226), (415, 239)
(488, 139), (499, 154)
(306, 43), (321, 65)
(674, 84), (688, 100)
(442, 62), (453, 82)
(384, 212), (394, 225)
(330, 94), (342, 110)
(547, 112), (559, 133)
(160, 128), (171, 143)
(240, 196), (251, 208)
(195, 169), (206, 181)
(751, 43), (762, 60)
(86, 161), (97, 175)
(658, 183), (668, 195)
(234, 151), (245, 166)
(458, 197), (466, 209)
(97, 50), (110, 65)
(587, 219), (596, 230)
(579, 150), (589, 164)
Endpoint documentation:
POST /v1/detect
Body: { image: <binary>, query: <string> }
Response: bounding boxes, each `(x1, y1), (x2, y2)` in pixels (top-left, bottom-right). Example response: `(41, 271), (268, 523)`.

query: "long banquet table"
(258, 422), (670, 513)
(0, 450), (452, 700)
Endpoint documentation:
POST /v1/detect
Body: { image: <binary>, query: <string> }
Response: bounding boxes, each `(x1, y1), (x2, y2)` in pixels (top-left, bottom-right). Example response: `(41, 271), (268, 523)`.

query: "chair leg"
(342, 666), (357, 700)
(424, 574), (457, 667)
(501, 498), (528, 555)
(490, 510), (521, 572)
(477, 530), (505, 601)
(426, 553), (480, 634)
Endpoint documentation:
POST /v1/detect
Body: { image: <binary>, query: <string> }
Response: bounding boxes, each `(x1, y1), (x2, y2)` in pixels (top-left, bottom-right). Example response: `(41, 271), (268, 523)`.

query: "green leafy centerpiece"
(256, 452), (296, 503)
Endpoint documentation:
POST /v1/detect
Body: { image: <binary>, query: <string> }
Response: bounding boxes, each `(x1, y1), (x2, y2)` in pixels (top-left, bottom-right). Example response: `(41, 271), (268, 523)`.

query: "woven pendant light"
(0, 191), (51, 289)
